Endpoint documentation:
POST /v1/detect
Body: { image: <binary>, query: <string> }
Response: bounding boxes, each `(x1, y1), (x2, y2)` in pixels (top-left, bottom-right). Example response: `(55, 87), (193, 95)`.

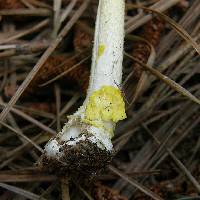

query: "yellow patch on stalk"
(98, 44), (105, 58)
(83, 86), (126, 137)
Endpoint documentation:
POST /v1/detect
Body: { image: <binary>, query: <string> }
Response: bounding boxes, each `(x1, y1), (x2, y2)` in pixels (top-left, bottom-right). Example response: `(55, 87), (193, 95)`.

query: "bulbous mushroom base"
(38, 137), (113, 178)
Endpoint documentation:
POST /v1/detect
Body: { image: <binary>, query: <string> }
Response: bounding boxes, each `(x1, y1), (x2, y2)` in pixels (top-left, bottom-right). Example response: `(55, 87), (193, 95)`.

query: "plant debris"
(0, 0), (199, 199)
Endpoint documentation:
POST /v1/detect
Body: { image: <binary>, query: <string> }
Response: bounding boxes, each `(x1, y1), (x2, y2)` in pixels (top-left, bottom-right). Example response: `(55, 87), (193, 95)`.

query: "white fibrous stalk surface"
(44, 0), (126, 160)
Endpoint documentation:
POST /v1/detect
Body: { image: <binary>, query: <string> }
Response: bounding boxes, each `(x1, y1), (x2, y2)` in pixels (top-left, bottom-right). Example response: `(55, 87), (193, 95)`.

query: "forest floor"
(0, 0), (199, 199)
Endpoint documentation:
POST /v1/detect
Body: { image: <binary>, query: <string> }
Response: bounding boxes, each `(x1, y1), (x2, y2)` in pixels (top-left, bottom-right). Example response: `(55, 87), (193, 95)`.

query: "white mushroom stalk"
(40, 0), (126, 174)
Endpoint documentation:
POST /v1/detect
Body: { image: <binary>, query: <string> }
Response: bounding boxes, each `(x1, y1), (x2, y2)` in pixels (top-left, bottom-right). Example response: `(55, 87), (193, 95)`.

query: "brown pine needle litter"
(0, 0), (200, 200)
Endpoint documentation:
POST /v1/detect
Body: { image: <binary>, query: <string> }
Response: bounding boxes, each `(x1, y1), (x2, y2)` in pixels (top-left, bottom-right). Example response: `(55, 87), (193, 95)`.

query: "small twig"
(78, 185), (93, 200)
(0, 173), (56, 183)
(169, 151), (200, 193)
(0, 121), (43, 152)
(54, 84), (61, 131)
(144, 124), (200, 193)
(20, 0), (36, 9)
(0, 102), (56, 135)
(25, 0), (52, 9)
(59, 93), (80, 117)
(52, 0), (62, 38)
(0, 183), (47, 200)
(0, 8), (51, 16)
(61, 0), (78, 23)
(0, 19), (50, 45)
(109, 166), (163, 200)
(39, 55), (90, 87)
(61, 178), (70, 200)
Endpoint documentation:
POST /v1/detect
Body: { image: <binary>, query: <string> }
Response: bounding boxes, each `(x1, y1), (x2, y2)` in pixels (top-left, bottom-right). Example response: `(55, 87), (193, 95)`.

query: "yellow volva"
(84, 86), (126, 137)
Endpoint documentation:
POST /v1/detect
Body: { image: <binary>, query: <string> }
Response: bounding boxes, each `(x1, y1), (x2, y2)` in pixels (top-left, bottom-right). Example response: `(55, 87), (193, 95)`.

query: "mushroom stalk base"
(38, 0), (125, 176)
